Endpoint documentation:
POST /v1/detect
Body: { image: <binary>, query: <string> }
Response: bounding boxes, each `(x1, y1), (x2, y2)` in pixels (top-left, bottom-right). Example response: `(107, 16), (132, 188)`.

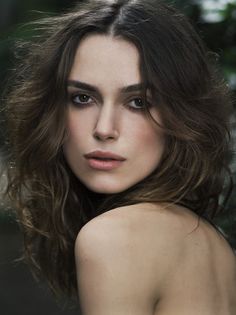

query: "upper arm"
(74, 216), (159, 315)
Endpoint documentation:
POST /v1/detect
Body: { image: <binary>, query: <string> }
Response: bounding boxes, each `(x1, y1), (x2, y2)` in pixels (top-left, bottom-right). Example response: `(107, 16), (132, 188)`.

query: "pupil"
(135, 98), (143, 107)
(80, 94), (89, 102)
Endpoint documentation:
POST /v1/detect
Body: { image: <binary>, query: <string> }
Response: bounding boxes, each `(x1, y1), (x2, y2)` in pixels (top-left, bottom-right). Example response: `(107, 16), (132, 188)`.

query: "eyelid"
(68, 89), (152, 107)
(69, 90), (102, 107)
(127, 95), (152, 105)
(126, 97), (153, 112)
(72, 93), (94, 104)
(68, 88), (100, 99)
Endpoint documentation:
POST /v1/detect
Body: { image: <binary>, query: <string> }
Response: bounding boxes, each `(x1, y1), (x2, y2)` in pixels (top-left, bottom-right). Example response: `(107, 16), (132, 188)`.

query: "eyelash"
(69, 93), (151, 111)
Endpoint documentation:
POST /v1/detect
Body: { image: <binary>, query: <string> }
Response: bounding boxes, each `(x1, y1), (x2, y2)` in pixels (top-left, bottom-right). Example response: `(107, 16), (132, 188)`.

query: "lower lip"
(86, 158), (125, 170)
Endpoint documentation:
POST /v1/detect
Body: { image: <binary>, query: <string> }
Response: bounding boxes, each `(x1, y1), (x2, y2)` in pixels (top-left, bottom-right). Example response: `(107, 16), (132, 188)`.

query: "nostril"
(93, 129), (119, 141)
(94, 135), (116, 141)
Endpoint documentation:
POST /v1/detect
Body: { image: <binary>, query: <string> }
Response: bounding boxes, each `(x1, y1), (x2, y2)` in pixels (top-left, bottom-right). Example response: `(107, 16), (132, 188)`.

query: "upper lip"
(84, 150), (126, 161)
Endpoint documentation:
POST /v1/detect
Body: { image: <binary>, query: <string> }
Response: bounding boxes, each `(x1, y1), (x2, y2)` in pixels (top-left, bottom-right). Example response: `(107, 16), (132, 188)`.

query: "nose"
(93, 103), (119, 141)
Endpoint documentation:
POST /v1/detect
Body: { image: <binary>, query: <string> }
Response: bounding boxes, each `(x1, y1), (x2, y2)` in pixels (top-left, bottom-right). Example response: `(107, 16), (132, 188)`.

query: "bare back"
(153, 207), (236, 314)
(97, 202), (236, 315)
(75, 203), (236, 315)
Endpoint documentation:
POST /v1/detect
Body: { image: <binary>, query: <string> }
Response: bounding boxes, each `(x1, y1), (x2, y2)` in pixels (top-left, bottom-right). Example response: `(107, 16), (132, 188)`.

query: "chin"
(84, 181), (130, 195)
(87, 186), (125, 195)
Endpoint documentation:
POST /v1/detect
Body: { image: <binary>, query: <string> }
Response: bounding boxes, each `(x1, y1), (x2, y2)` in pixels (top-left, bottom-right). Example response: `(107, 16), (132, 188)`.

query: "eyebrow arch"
(67, 79), (147, 94)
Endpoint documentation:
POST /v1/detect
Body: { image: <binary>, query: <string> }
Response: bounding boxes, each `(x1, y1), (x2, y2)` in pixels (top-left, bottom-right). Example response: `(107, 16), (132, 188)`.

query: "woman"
(3, 0), (236, 314)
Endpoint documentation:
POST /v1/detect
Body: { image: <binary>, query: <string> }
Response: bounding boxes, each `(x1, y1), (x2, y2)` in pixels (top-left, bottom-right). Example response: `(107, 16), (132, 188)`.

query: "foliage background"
(0, 0), (235, 314)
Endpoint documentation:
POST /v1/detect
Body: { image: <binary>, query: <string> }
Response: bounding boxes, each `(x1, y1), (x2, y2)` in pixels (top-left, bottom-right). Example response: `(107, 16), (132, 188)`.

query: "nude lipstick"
(84, 150), (126, 170)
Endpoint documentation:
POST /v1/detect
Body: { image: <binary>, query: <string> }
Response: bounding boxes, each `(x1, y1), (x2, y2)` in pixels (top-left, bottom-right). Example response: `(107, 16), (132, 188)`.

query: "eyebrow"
(67, 79), (147, 94)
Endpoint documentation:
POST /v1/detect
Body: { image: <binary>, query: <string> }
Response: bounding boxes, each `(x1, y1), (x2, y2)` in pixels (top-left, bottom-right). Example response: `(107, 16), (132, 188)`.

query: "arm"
(74, 215), (160, 315)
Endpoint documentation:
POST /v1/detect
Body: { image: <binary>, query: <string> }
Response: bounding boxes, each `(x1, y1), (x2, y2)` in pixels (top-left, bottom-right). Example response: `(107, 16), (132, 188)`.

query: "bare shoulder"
(75, 203), (236, 314)
(74, 202), (172, 278)
(75, 202), (187, 260)
(76, 202), (236, 267)
(75, 201), (235, 270)
(74, 203), (197, 295)
(74, 202), (185, 307)
(74, 207), (133, 265)
(74, 203), (170, 314)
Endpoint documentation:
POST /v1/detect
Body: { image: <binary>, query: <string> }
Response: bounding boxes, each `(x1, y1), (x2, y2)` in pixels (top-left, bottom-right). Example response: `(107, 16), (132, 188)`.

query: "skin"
(75, 202), (236, 315)
(63, 34), (165, 194)
(63, 34), (236, 315)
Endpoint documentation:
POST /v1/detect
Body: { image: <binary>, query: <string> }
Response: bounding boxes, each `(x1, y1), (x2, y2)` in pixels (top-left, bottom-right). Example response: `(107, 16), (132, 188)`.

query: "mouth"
(84, 150), (126, 170)
(84, 150), (126, 161)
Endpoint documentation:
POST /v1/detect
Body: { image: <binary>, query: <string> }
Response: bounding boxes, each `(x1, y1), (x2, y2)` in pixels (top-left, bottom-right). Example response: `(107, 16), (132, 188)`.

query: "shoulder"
(74, 203), (196, 290)
(75, 202), (187, 260)
(74, 204), (167, 313)
(74, 203), (236, 314)
(76, 201), (235, 264)
(75, 202), (200, 264)
(76, 202), (236, 280)
(74, 208), (132, 266)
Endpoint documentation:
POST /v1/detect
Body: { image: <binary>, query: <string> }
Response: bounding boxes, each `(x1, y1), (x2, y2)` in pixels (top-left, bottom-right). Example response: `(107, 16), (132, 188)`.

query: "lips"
(84, 150), (126, 161)
(84, 150), (126, 171)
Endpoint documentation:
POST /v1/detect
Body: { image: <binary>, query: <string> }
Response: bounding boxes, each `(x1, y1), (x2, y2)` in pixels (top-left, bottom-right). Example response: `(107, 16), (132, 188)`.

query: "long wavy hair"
(2, 0), (233, 297)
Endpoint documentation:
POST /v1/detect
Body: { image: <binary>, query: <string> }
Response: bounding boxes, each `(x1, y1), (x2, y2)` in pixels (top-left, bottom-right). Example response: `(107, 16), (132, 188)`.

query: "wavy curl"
(2, 0), (233, 297)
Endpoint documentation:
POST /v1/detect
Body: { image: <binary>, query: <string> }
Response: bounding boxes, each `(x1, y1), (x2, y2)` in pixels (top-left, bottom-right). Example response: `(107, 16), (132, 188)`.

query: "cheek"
(143, 128), (164, 158)
(63, 112), (87, 162)
(66, 109), (91, 141)
(127, 115), (164, 155)
(143, 112), (165, 155)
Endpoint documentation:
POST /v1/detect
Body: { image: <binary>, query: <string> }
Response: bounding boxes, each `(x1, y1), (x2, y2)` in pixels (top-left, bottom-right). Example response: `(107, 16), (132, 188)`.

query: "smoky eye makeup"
(67, 84), (154, 111)
(67, 93), (154, 113)
(67, 87), (100, 105)
(72, 93), (94, 106)
(67, 93), (93, 109)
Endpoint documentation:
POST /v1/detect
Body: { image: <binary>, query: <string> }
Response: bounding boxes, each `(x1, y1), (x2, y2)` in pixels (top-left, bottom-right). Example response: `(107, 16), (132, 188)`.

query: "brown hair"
(2, 0), (233, 297)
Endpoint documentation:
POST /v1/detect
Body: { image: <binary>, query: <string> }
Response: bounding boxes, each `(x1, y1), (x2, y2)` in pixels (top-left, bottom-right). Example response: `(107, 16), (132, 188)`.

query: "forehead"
(69, 34), (142, 89)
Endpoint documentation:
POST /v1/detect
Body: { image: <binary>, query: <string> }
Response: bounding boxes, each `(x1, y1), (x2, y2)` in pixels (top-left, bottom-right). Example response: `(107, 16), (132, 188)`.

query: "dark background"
(0, 0), (236, 314)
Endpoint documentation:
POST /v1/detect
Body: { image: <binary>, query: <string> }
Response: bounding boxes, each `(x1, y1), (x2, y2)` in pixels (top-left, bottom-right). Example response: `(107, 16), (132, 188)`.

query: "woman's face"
(63, 34), (165, 194)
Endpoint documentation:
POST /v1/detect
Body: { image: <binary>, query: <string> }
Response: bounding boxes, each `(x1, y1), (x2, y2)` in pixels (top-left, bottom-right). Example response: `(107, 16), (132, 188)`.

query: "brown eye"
(73, 94), (91, 103)
(130, 98), (144, 108)
(128, 98), (151, 111)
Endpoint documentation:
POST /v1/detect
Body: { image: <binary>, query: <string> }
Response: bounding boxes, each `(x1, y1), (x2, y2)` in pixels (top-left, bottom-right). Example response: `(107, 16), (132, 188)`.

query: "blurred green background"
(0, 0), (236, 314)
